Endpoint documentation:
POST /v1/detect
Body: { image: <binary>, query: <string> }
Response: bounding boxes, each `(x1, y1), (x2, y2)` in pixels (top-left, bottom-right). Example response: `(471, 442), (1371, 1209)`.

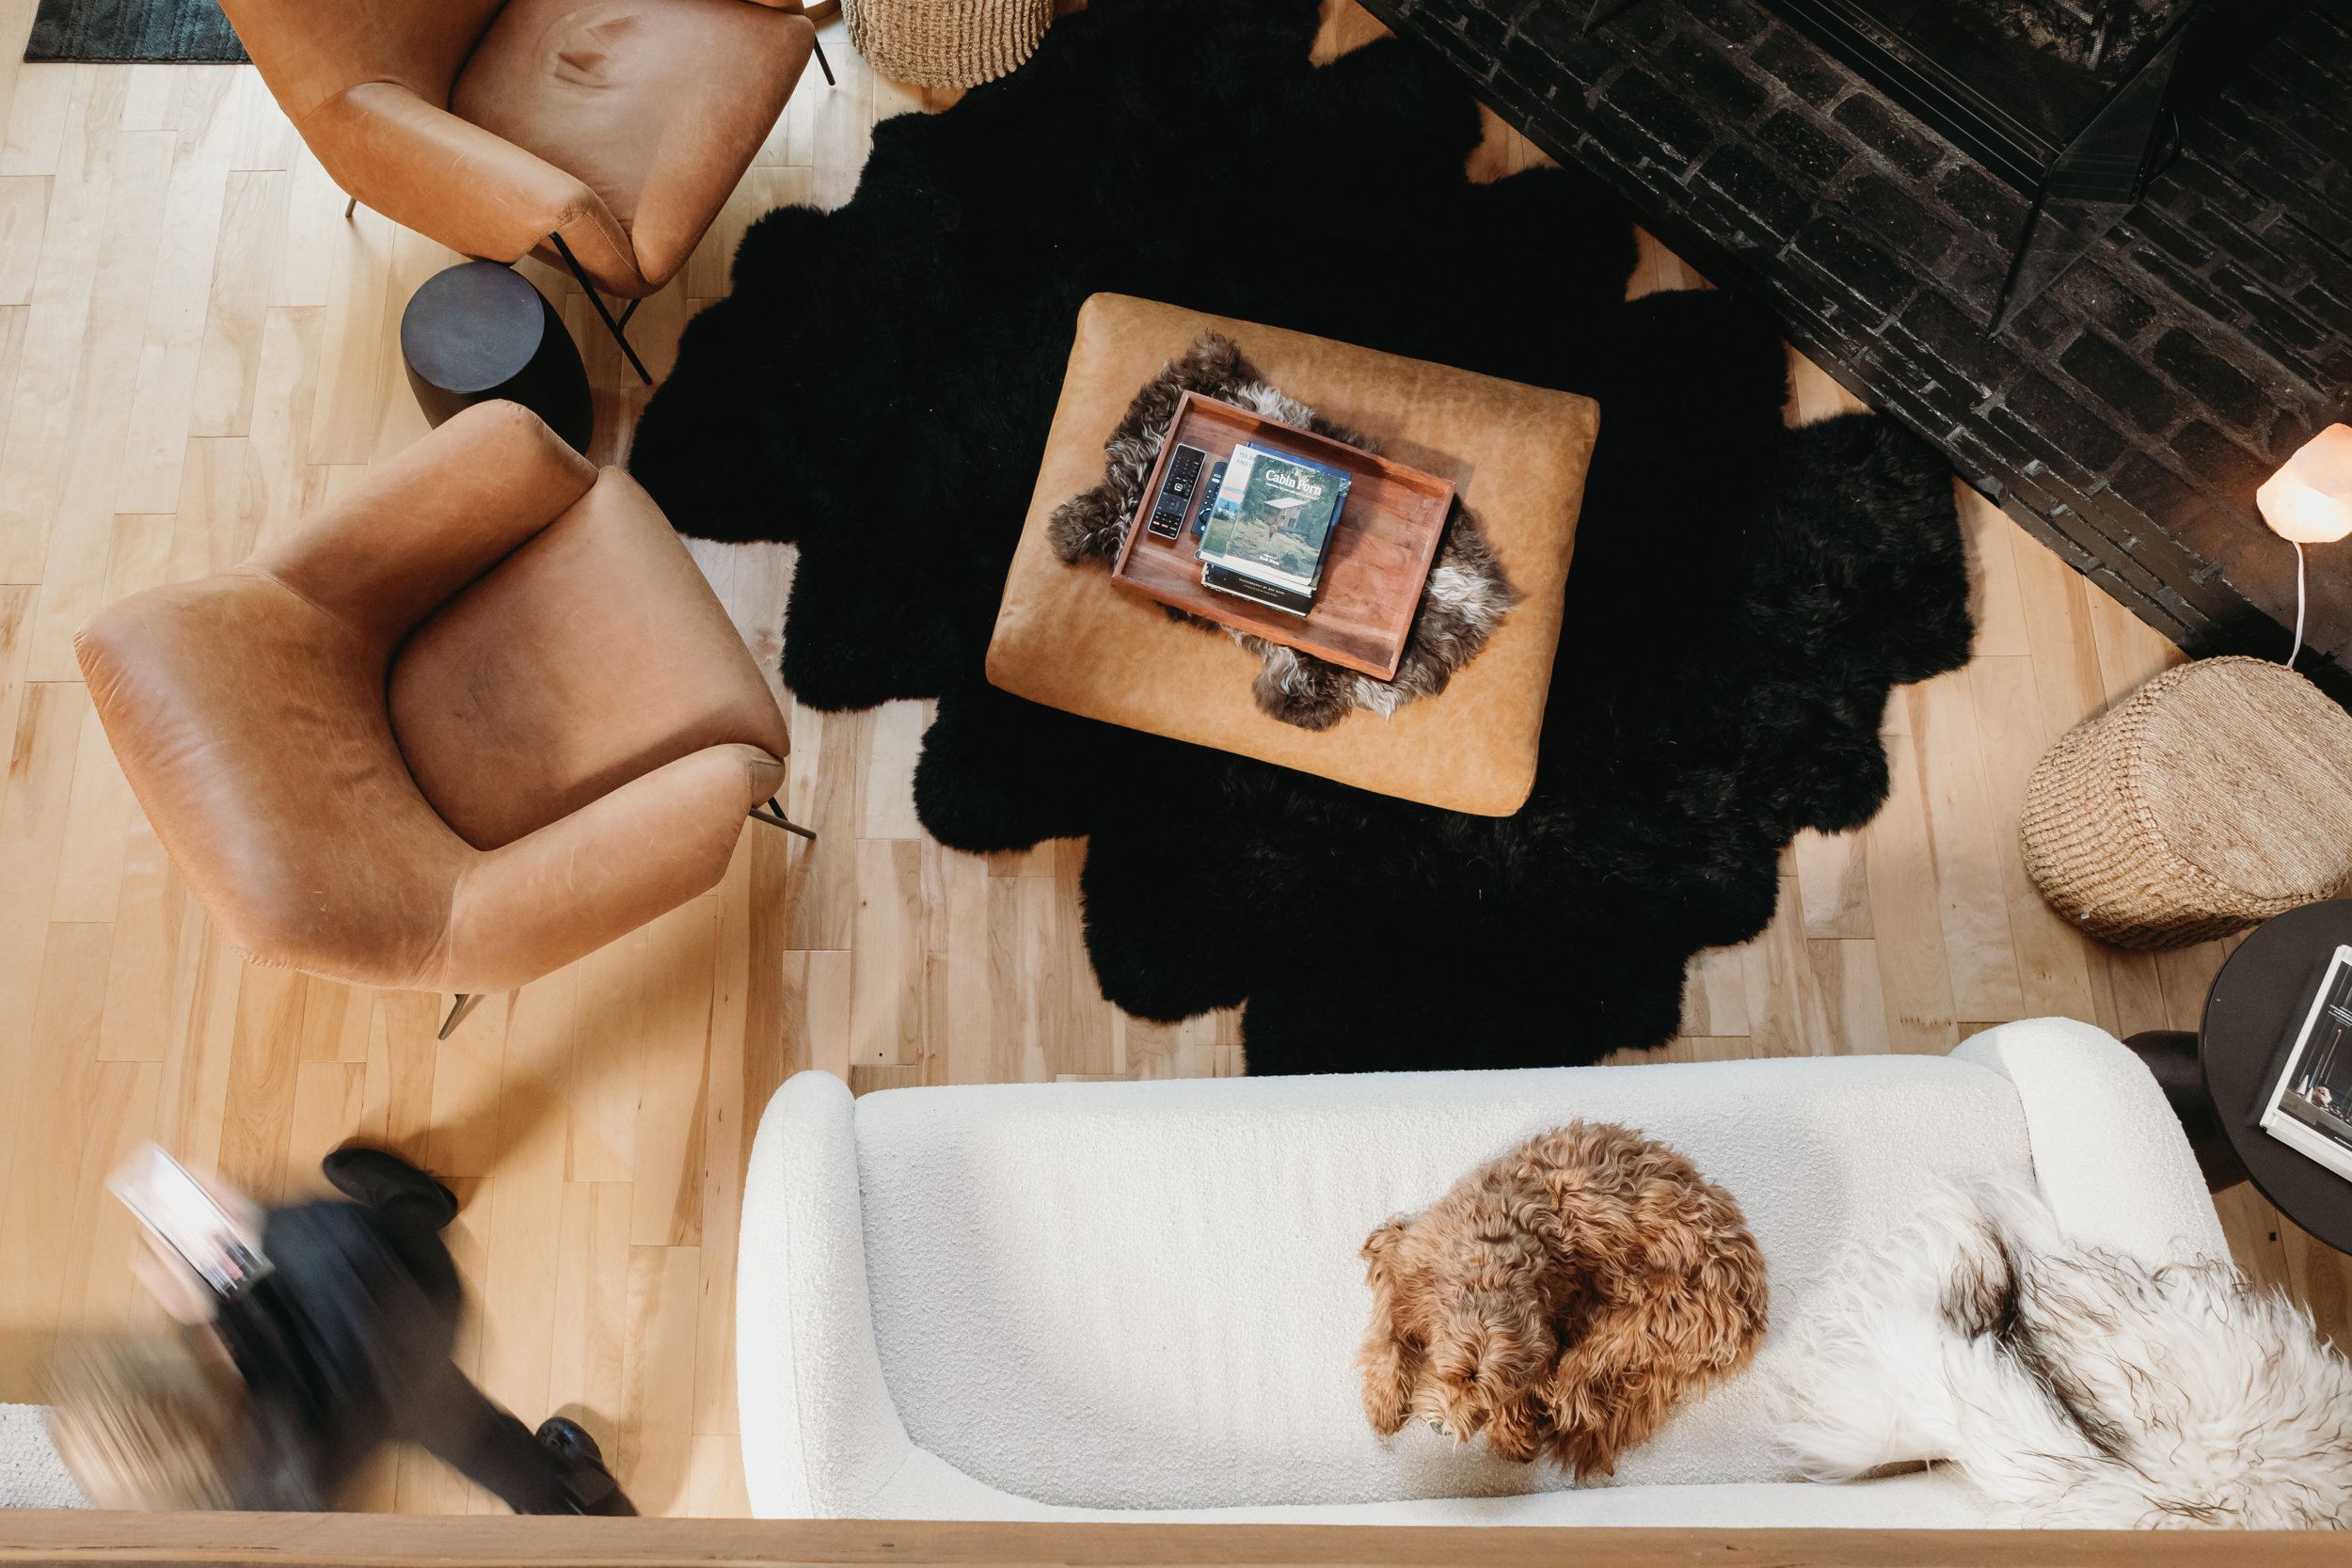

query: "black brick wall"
(1362, 0), (2352, 697)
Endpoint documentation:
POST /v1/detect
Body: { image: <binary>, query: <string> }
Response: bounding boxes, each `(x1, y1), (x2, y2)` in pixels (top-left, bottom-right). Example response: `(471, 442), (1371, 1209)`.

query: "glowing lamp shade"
(2259, 423), (2352, 544)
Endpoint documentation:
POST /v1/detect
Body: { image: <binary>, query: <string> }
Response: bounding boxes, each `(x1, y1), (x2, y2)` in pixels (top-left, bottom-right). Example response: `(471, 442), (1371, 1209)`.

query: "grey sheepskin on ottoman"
(1048, 331), (1518, 732)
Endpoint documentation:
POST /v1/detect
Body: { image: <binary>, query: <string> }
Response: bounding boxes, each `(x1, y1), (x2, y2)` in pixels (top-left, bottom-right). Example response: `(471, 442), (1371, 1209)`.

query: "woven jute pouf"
(843, 0), (1055, 87)
(2020, 655), (2352, 950)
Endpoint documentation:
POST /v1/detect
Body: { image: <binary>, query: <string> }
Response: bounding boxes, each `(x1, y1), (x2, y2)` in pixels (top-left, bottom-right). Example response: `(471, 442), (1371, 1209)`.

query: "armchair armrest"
(251, 401), (596, 650)
(298, 81), (640, 288)
(438, 743), (785, 992)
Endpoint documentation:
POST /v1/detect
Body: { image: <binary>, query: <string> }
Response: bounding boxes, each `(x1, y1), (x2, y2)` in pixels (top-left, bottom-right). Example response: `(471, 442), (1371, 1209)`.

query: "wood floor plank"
(425, 980), (513, 1181)
(1809, 938), (1892, 1055)
(240, 302), (325, 550)
(1910, 670), (2026, 1022)
(114, 70), (237, 513)
(155, 919), (242, 1177)
(269, 147), (339, 309)
(0, 174), (46, 305)
(0, 61), (76, 177)
(692, 846), (757, 1440)
(618, 1243), (700, 1516)
(849, 836), (929, 1068)
(570, 928), (653, 1185)
(1964, 653), (2101, 1023)
(1862, 723), (1961, 1053)
(548, 1181), (632, 1457)
(1740, 872), (1833, 1057)
(1959, 486), (2032, 659)
(782, 947), (852, 1087)
(188, 167), (289, 439)
(0, 682), (92, 1161)
(780, 704), (862, 952)
(860, 699), (930, 840)
(0, 75), (124, 583)
(1678, 945), (1751, 1038)
(1790, 827), (1872, 940)
(51, 1057), (161, 1338)
(629, 897), (720, 1248)
(45, 687), (135, 924)
(477, 963), (580, 1433)
(0, 918), (113, 1395)
(24, 124), (173, 678)
(304, 200), (392, 463)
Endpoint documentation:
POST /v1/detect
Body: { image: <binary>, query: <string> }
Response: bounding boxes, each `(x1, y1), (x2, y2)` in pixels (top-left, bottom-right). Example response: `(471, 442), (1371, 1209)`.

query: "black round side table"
(2127, 898), (2352, 1254)
(401, 261), (593, 455)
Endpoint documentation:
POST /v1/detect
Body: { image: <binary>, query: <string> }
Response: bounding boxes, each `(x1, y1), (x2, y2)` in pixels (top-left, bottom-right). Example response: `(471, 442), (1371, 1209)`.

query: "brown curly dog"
(1357, 1121), (1768, 1478)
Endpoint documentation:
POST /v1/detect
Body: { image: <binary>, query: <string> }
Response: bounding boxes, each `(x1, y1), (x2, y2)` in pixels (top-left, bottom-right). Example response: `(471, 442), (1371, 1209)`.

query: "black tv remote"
(1147, 444), (1209, 539)
(1193, 459), (1227, 539)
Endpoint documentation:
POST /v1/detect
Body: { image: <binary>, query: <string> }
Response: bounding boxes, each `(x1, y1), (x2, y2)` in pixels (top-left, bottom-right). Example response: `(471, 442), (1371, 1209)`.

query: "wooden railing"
(0, 1514), (2339, 1567)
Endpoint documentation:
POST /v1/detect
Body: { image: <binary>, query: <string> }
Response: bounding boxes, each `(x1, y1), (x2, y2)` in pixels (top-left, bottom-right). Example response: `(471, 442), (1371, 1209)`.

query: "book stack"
(1108, 390), (1459, 685)
(1194, 443), (1353, 617)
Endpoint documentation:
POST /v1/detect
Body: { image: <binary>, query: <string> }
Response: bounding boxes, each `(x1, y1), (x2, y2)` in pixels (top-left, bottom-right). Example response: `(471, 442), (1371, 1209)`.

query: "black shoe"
(536, 1417), (636, 1516)
(321, 1145), (458, 1227)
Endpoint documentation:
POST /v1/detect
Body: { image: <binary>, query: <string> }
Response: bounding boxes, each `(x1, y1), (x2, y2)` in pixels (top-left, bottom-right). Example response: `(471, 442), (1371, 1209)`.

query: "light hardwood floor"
(0, 0), (2343, 1519)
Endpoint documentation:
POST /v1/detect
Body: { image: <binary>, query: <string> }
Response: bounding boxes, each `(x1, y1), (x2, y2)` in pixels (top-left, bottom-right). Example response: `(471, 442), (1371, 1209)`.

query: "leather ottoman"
(987, 293), (1599, 816)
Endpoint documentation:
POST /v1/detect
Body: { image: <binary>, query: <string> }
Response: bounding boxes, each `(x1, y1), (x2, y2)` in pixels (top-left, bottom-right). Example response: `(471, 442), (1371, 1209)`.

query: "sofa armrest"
(1952, 1017), (2227, 1264)
(739, 1071), (922, 1517)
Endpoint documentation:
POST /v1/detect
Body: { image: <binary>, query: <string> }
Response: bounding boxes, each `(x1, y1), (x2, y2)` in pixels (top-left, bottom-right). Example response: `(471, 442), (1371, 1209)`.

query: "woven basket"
(2019, 656), (2352, 950)
(843, 0), (1055, 87)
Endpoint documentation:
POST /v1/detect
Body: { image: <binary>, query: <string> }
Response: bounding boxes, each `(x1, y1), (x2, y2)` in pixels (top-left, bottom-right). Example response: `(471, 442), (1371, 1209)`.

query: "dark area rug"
(27, 0), (244, 62)
(629, 0), (1975, 1074)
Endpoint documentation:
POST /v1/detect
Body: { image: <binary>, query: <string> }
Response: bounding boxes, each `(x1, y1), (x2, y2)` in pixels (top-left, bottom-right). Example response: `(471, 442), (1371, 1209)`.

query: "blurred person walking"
(52, 1147), (631, 1515)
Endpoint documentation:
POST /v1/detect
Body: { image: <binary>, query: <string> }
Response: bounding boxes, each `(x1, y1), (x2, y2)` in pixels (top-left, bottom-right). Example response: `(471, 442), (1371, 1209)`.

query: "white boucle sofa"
(736, 1018), (2226, 1527)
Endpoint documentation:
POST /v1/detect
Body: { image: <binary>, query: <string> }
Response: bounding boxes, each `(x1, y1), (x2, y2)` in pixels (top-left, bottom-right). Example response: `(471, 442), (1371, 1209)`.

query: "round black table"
(401, 261), (592, 455)
(2127, 898), (2352, 1254)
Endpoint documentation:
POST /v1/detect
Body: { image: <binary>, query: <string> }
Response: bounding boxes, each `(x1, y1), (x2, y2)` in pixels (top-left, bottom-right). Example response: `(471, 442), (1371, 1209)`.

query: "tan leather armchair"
(217, 0), (820, 381)
(76, 402), (805, 1037)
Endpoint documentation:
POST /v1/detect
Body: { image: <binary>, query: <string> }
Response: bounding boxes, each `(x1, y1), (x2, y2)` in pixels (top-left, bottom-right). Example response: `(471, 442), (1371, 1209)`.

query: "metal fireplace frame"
(1583, 0), (2303, 333)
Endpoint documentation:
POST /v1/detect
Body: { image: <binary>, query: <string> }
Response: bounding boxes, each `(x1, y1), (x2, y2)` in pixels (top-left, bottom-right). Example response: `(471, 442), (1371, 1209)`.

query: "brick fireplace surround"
(1360, 0), (2352, 699)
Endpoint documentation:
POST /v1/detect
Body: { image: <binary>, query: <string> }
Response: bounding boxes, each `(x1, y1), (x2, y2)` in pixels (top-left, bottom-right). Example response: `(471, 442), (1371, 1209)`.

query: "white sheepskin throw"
(1776, 1182), (2352, 1528)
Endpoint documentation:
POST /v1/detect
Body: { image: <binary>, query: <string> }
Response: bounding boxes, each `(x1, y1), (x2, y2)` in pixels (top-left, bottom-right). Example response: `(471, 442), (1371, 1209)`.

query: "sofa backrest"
(845, 1054), (2034, 1512)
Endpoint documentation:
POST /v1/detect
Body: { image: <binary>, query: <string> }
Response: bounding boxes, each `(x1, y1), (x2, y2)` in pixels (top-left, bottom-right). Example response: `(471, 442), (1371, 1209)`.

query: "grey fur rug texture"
(1049, 332), (1517, 732)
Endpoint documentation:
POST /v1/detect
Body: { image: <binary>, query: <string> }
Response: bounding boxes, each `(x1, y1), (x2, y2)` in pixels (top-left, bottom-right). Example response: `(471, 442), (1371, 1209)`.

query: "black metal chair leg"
(548, 231), (653, 386)
(750, 798), (818, 842)
(811, 35), (835, 87)
(344, 195), (358, 220)
(439, 993), (483, 1040)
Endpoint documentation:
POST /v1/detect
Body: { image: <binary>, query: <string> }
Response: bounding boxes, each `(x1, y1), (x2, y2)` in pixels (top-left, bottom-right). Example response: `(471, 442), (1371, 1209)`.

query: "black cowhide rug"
(628, 0), (1974, 1074)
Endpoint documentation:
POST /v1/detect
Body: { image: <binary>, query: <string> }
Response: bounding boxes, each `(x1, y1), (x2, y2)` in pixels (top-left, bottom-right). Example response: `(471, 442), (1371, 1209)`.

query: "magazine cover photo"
(2263, 944), (2352, 1180)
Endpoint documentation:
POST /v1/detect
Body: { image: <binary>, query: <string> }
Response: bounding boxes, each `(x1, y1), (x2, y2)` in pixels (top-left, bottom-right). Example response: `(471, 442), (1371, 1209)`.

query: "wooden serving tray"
(1108, 390), (1456, 681)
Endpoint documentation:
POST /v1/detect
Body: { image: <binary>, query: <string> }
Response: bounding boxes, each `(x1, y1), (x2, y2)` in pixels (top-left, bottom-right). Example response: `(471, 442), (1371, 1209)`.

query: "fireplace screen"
(1738, 0), (2224, 329)
(1844, 1), (2197, 146)
(1578, 0), (2300, 328)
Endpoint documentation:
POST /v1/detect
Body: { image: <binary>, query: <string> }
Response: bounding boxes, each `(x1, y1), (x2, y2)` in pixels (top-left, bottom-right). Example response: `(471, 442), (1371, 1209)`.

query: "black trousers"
(226, 1180), (589, 1513)
(366, 1193), (580, 1514)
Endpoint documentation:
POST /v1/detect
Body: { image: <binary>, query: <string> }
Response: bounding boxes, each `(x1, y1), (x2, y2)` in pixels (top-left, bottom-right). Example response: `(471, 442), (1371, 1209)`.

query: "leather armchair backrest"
(215, 0), (510, 119)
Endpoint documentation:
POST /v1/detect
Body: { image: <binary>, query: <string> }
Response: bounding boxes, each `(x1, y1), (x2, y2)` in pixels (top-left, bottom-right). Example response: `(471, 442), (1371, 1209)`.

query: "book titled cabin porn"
(1195, 443), (1352, 616)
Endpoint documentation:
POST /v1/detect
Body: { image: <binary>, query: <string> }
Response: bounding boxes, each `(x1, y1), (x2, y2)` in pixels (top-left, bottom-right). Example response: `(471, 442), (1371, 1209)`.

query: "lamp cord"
(2291, 539), (2308, 671)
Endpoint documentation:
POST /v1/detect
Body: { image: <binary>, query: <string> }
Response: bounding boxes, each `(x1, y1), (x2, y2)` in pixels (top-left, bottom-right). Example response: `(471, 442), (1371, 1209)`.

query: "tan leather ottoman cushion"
(987, 293), (1599, 816)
